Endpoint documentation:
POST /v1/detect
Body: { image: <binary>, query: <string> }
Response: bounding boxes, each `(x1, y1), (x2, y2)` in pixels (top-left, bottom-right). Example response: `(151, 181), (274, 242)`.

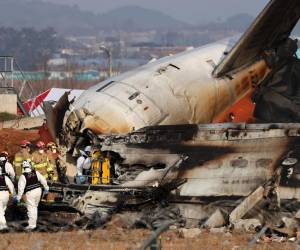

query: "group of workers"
(0, 140), (114, 231)
(76, 145), (113, 185)
(0, 139), (62, 231)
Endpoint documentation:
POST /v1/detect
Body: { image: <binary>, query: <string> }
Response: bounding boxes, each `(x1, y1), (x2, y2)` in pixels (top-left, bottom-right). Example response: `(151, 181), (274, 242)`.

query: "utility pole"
(99, 46), (112, 78)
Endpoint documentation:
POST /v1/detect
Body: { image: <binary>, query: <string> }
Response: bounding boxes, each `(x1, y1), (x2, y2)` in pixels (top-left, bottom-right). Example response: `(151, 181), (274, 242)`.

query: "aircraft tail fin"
(213, 0), (300, 78)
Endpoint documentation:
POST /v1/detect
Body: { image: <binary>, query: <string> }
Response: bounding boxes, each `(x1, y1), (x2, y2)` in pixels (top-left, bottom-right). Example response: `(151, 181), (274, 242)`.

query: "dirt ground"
(0, 229), (298, 250)
(0, 128), (39, 159)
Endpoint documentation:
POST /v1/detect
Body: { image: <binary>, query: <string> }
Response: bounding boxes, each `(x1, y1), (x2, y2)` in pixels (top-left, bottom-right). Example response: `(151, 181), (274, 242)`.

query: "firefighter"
(90, 147), (111, 185)
(76, 146), (91, 184)
(46, 142), (59, 182)
(0, 167), (16, 230)
(102, 152), (111, 185)
(16, 160), (49, 230)
(31, 141), (54, 180)
(90, 147), (102, 185)
(1, 151), (8, 159)
(0, 152), (15, 181)
(13, 140), (32, 180)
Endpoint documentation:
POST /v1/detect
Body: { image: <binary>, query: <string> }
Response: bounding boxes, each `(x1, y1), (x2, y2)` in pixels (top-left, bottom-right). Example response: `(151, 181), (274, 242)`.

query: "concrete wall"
(0, 94), (17, 115)
(0, 115), (45, 129)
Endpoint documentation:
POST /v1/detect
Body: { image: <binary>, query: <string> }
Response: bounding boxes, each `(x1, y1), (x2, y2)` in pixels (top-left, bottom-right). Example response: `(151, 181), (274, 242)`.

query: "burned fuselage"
(97, 123), (300, 200)
(57, 46), (268, 150)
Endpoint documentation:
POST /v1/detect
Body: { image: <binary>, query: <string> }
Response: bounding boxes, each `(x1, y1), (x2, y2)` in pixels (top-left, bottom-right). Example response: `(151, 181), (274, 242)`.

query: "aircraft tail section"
(213, 0), (300, 78)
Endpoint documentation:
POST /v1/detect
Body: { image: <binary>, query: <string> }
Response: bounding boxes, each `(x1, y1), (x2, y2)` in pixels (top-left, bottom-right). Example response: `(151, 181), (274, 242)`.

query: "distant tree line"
(0, 27), (63, 70)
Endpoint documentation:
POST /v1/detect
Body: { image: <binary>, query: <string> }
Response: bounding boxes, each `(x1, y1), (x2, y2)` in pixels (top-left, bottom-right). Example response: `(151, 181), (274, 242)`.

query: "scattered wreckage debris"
(204, 209), (226, 229)
(229, 186), (265, 224)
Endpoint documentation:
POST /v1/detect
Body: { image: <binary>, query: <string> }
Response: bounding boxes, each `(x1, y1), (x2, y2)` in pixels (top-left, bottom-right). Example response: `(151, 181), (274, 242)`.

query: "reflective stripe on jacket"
(13, 150), (32, 178)
(32, 152), (53, 179)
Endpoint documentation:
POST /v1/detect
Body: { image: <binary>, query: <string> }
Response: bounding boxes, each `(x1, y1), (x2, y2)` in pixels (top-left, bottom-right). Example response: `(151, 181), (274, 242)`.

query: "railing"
(0, 56), (41, 117)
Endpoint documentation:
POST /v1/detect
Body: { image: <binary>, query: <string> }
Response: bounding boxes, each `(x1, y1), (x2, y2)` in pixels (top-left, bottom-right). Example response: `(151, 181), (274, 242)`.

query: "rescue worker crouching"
(76, 146), (92, 184)
(32, 141), (54, 181)
(13, 140), (32, 180)
(16, 160), (49, 230)
(0, 167), (16, 231)
(0, 152), (15, 181)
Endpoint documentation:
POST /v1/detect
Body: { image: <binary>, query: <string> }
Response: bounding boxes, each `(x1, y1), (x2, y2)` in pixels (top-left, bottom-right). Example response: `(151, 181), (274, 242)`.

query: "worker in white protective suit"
(0, 153), (15, 182)
(76, 146), (92, 184)
(16, 160), (49, 230)
(0, 167), (16, 230)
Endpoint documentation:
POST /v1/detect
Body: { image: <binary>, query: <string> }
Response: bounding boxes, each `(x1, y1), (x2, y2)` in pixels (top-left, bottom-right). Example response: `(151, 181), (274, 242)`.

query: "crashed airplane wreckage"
(46, 123), (300, 230)
(40, 0), (300, 233)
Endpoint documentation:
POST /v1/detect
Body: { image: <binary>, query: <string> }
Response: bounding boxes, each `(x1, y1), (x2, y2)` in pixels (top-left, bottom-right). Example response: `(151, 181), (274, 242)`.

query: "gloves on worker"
(13, 196), (20, 205)
(79, 175), (85, 184)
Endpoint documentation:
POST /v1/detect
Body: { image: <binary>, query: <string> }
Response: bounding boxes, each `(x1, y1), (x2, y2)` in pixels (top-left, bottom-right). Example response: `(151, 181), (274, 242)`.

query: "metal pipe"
(140, 221), (174, 250)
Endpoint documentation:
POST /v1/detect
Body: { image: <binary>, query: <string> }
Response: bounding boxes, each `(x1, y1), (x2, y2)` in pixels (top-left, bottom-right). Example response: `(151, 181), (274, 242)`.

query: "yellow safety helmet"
(91, 147), (101, 158)
(47, 142), (57, 150)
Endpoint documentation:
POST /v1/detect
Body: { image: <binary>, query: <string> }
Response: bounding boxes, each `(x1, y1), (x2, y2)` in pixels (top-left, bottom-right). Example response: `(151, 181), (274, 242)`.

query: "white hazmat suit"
(0, 156), (15, 181)
(4, 162), (15, 181)
(76, 155), (91, 176)
(0, 174), (15, 230)
(76, 146), (92, 183)
(17, 167), (49, 230)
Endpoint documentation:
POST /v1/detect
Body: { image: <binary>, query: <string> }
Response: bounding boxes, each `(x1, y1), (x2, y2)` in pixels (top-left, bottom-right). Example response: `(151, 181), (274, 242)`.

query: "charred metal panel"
(44, 92), (71, 140)
(99, 123), (300, 198)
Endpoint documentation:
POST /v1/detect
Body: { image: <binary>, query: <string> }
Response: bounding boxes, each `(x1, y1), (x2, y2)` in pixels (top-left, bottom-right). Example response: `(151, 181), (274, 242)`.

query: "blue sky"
(36, 0), (269, 24)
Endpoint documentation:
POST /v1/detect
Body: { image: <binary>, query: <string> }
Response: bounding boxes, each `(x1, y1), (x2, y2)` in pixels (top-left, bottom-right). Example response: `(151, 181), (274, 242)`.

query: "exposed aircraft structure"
(41, 0), (300, 233)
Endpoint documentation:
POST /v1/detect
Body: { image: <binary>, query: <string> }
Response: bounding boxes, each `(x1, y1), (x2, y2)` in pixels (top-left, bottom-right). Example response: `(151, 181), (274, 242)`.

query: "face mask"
(52, 149), (57, 154)
(39, 149), (44, 154)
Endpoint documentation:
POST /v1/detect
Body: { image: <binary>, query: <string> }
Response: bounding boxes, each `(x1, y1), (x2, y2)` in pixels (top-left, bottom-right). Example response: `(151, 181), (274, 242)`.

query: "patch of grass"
(0, 112), (18, 122)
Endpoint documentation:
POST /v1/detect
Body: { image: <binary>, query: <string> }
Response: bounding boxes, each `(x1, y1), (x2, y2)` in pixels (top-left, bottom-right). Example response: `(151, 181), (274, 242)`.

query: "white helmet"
(84, 146), (92, 153)
(22, 160), (32, 170)
(282, 158), (298, 166)
(80, 146), (92, 156)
